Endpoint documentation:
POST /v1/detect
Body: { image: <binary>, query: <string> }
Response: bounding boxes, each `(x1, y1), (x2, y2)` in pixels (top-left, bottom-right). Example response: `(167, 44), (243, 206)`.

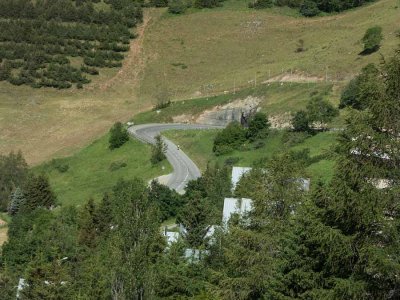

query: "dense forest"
(0, 0), (142, 89)
(0, 48), (399, 299)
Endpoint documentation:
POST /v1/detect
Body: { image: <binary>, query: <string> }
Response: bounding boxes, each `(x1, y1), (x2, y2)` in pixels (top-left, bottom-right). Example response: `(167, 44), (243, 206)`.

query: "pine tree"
(8, 187), (25, 215)
(23, 175), (56, 212)
(78, 198), (98, 248)
(96, 193), (113, 234)
(178, 191), (212, 248)
(107, 179), (163, 299)
(0, 150), (28, 211)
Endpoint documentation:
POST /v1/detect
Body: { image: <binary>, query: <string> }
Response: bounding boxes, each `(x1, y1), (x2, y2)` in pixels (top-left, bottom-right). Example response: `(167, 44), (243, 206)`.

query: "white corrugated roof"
(231, 166), (252, 191)
(222, 197), (253, 223)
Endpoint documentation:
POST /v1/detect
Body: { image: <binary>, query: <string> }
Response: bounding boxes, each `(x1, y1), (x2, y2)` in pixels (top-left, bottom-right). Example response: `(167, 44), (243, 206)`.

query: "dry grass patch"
(139, 0), (400, 102)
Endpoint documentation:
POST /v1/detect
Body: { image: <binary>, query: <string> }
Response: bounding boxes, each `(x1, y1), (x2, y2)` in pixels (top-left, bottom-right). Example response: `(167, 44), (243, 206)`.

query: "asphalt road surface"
(128, 123), (223, 194)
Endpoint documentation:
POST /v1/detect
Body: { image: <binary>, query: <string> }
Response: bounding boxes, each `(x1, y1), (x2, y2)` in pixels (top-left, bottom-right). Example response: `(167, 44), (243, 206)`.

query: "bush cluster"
(213, 112), (270, 156)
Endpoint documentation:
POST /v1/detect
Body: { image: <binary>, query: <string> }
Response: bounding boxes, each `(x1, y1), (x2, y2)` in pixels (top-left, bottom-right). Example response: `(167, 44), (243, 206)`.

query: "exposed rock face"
(196, 96), (262, 126)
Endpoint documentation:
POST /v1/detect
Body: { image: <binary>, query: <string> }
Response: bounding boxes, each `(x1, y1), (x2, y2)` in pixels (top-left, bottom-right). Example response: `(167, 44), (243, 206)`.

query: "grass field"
(139, 0), (399, 102)
(34, 134), (171, 206)
(163, 129), (338, 183)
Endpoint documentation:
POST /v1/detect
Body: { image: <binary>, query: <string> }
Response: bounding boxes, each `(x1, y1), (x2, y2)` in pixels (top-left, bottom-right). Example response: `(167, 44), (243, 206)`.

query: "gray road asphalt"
(128, 123), (223, 193)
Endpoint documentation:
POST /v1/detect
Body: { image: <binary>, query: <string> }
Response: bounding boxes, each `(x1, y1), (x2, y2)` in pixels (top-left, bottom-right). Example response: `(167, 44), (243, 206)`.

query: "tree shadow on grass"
(359, 45), (380, 56)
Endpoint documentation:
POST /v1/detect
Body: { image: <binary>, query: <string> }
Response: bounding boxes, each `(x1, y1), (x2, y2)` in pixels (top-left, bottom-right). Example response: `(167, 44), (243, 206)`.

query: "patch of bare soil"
(0, 219), (8, 246)
(173, 114), (193, 123)
(264, 72), (324, 83)
(269, 113), (292, 129)
(98, 11), (153, 91)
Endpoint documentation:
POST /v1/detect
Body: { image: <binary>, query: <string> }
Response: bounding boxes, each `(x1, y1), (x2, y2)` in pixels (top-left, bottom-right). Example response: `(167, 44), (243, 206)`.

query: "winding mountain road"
(128, 123), (223, 193)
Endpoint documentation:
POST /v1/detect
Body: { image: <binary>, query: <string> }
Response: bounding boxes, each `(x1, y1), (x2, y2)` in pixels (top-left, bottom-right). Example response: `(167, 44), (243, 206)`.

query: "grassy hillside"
(139, 0), (399, 102)
(34, 134), (171, 206)
(163, 129), (338, 183)
(0, 9), (162, 165)
(2, 0), (398, 166)
(134, 81), (342, 124)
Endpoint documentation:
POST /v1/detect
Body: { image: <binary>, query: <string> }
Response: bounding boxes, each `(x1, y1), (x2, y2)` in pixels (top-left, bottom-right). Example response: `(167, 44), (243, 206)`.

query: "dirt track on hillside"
(99, 12), (153, 91)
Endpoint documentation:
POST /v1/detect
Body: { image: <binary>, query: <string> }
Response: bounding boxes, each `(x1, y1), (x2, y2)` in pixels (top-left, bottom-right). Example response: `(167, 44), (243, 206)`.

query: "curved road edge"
(128, 123), (224, 194)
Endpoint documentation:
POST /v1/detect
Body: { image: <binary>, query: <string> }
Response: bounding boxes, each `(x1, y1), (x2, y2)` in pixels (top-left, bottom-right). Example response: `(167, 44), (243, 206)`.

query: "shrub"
(151, 0), (168, 6)
(195, 0), (222, 8)
(55, 164), (69, 173)
(213, 122), (246, 156)
(339, 64), (379, 110)
(292, 110), (310, 132)
(151, 135), (167, 165)
(300, 0), (320, 16)
(253, 140), (265, 149)
(224, 157), (240, 166)
(281, 131), (310, 147)
(295, 39), (305, 52)
(169, 0), (187, 13)
(109, 122), (130, 150)
(246, 112), (270, 141)
(362, 26), (383, 54)
(109, 161), (127, 171)
(306, 96), (339, 128)
(248, 0), (273, 9)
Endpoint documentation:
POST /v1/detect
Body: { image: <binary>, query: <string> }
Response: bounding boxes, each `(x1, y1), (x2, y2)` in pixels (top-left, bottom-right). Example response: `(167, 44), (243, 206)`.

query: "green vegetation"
(1, 49), (400, 297)
(164, 128), (338, 183)
(134, 82), (336, 124)
(0, 152), (28, 211)
(140, 0), (398, 103)
(362, 25), (383, 54)
(34, 134), (171, 206)
(292, 110), (310, 132)
(108, 122), (130, 150)
(213, 122), (247, 155)
(249, 0), (373, 17)
(168, 0), (188, 13)
(148, 180), (183, 221)
(3, 0), (398, 165)
(339, 63), (379, 109)
(0, 0), (142, 89)
(151, 134), (168, 165)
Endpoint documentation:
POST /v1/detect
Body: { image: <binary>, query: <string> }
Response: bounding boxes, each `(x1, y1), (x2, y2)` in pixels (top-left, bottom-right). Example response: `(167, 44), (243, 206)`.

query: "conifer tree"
(78, 198), (98, 248)
(178, 191), (212, 248)
(8, 187), (25, 215)
(23, 174), (56, 212)
(107, 179), (163, 299)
